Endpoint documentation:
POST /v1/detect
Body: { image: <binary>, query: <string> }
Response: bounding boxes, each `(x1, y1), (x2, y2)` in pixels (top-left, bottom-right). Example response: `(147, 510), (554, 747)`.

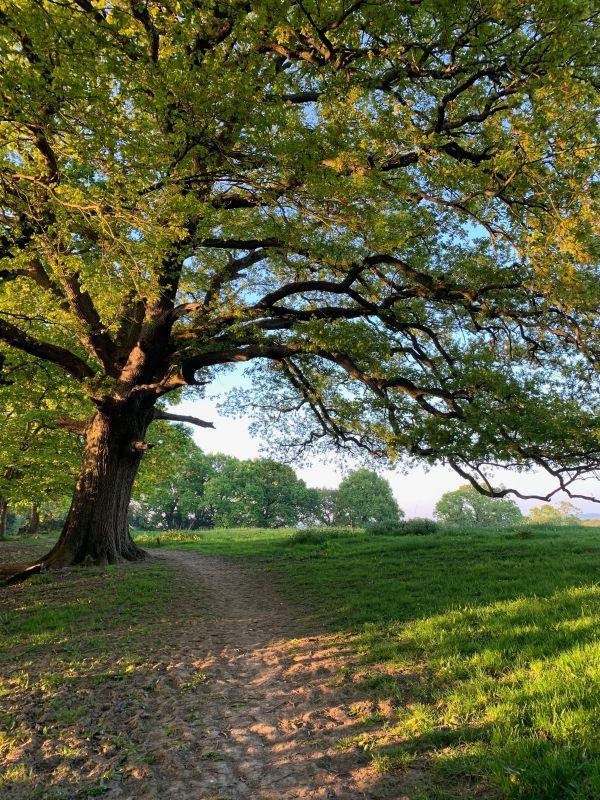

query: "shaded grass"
(0, 539), (175, 799)
(135, 525), (600, 798)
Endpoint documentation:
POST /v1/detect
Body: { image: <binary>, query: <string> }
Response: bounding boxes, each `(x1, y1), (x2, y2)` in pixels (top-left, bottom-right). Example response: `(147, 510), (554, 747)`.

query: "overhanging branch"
(0, 317), (95, 381)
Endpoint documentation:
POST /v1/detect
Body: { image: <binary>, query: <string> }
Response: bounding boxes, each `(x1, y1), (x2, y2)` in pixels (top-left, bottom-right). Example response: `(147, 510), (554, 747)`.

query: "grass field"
(0, 536), (174, 799)
(134, 525), (600, 799)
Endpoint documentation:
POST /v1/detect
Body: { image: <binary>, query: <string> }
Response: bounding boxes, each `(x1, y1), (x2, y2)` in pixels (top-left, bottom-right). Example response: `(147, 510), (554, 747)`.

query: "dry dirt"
(138, 551), (381, 800)
(2, 547), (415, 800)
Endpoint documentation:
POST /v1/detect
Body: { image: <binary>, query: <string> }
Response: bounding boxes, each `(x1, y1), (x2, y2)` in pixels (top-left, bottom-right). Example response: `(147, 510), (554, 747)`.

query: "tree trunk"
(29, 504), (40, 536)
(42, 405), (152, 568)
(18, 503), (40, 537)
(0, 496), (7, 541)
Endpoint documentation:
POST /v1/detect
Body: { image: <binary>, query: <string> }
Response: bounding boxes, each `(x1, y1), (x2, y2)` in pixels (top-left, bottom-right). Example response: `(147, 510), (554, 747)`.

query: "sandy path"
(2, 545), (403, 799)
(138, 550), (378, 800)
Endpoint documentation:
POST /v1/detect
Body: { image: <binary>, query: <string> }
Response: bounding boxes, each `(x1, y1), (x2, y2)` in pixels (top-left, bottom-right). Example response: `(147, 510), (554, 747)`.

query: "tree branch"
(153, 410), (215, 428)
(0, 317), (95, 381)
(199, 236), (284, 250)
(56, 417), (91, 435)
(59, 272), (119, 373)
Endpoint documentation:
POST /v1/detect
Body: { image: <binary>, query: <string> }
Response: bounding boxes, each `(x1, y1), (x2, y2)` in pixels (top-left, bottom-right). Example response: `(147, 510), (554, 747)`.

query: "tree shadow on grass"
(343, 583), (600, 800)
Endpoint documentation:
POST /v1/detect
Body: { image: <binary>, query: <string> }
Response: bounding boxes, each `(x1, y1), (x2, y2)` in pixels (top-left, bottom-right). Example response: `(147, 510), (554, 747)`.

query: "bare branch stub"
(153, 410), (215, 429)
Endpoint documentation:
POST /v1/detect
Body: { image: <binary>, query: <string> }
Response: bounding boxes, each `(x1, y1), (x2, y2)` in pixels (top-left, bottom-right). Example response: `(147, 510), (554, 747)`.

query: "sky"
(172, 366), (600, 519)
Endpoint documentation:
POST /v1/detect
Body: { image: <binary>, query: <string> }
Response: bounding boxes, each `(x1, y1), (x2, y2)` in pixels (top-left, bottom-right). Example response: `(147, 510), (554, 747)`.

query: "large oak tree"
(0, 0), (598, 567)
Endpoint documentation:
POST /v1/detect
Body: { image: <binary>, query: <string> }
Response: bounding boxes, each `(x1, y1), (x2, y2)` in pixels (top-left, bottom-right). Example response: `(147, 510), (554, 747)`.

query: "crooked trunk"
(43, 405), (153, 568)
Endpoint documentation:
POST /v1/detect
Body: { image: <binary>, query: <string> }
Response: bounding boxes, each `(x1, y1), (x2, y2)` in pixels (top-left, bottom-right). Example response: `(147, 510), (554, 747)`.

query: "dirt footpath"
(1, 546), (410, 799)
(139, 550), (379, 800)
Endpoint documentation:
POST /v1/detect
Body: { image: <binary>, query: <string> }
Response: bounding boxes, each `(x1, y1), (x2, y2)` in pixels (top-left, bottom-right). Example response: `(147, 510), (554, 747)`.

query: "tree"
(314, 488), (339, 527)
(131, 422), (216, 529)
(0, 1), (598, 567)
(204, 458), (318, 528)
(528, 502), (582, 526)
(0, 348), (85, 539)
(434, 485), (523, 527)
(335, 469), (403, 527)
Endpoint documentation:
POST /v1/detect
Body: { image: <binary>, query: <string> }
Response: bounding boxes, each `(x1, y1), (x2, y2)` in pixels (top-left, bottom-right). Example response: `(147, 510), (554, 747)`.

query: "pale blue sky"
(173, 366), (600, 518)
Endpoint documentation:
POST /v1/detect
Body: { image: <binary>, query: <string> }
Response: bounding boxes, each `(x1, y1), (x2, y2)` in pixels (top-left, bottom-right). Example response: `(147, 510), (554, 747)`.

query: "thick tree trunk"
(0, 496), (7, 541)
(42, 404), (153, 568)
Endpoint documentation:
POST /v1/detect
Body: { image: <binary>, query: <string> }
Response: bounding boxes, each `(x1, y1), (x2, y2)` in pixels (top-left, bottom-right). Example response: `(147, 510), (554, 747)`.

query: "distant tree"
(528, 502), (581, 526)
(314, 488), (339, 526)
(131, 422), (215, 530)
(335, 469), (403, 528)
(17, 504), (41, 538)
(434, 485), (523, 528)
(204, 459), (318, 529)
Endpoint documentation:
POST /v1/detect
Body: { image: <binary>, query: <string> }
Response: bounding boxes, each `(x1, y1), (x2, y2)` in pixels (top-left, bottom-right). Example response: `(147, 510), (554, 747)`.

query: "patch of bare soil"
(1, 547), (422, 799)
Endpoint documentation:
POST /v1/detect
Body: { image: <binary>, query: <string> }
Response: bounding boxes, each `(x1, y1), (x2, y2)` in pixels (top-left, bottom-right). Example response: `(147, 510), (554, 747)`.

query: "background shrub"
(288, 527), (350, 545)
(368, 518), (438, 536)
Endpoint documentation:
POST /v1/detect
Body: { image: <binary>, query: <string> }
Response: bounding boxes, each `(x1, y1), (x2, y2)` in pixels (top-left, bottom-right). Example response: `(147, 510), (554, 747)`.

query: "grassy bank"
(134, 525), (600, 799)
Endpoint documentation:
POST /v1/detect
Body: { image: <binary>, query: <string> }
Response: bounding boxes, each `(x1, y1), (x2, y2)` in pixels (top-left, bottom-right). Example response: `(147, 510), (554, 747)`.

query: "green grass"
(0, 540), (175, 800)
(134, 524), (600, 798)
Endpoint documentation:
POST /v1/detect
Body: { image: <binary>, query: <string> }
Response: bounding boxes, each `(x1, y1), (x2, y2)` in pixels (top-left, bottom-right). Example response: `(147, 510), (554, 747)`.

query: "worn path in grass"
(2, 542), (412, 800)
(145, 549), (389, 800)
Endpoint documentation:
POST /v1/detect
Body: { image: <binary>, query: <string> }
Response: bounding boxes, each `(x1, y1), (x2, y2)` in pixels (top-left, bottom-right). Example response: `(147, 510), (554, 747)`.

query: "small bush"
(368, 518), (438, 536)
(289, 529), (328, 545)
(505, 525), (535, 539)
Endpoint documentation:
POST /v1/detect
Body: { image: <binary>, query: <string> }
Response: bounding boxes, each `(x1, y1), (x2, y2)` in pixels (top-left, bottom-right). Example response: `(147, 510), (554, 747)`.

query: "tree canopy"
(434, 484), (523, 527)
(528, 501), (582, 526)
(0, 0), (598, 566)
(335, 469), (403, 527)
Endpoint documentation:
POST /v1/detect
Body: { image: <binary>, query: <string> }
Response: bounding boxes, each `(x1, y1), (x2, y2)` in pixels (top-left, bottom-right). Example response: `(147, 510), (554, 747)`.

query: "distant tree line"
(433, 485), (582, 528)
(1, 386), (585, 537)
(130, 423), (402, 530)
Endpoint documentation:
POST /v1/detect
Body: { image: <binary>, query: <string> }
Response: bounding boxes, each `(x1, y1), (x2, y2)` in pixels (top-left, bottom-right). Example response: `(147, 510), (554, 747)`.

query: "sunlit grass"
(138, 524), (600, 798)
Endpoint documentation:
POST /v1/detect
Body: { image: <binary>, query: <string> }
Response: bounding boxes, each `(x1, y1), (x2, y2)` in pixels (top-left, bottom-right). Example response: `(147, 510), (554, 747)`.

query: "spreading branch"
(0, 317), (95, 381)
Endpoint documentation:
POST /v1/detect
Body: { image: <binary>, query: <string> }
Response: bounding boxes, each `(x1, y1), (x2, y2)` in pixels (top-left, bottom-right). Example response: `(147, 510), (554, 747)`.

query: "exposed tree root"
(1, 562), (44, 586)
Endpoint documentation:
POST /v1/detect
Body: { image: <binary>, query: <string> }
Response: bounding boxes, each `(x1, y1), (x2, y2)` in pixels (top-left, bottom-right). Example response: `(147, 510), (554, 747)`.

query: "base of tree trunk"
(36, 406), (155, 570)
(41, 537), (147, 569)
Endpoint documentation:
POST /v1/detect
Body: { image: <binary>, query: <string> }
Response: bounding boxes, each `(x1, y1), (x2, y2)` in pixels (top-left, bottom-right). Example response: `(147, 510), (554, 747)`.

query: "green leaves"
(335, 469), (404, 527)
(0, 0), (598, 506)
(434, 485), (523, 528)
(0, 349), (88, 507)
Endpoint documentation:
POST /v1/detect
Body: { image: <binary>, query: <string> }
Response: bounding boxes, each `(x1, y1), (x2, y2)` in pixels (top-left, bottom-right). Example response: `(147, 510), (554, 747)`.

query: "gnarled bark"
(42, 403), (153, 568)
